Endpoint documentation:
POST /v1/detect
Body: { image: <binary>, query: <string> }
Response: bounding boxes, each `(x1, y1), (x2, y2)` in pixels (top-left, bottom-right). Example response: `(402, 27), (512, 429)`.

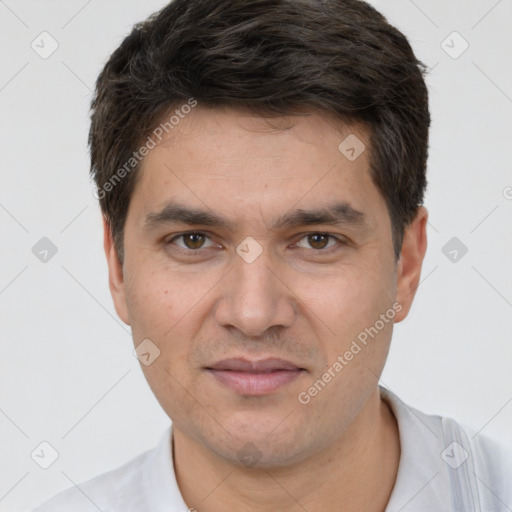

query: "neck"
(172, 388), (400, 512)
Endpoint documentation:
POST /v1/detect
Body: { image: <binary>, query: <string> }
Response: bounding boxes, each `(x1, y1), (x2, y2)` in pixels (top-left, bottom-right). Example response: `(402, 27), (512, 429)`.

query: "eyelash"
(166, 231), (346, 254)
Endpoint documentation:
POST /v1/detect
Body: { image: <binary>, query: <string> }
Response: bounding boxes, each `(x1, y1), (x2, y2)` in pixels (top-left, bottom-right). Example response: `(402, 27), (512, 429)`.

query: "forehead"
(130, 106), (387, 230)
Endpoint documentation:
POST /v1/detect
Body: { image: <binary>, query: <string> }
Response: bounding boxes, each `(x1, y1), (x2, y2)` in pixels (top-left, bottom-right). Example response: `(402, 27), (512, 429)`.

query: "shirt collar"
(381, 386), (452, 511)
(141, 424), (189, 511)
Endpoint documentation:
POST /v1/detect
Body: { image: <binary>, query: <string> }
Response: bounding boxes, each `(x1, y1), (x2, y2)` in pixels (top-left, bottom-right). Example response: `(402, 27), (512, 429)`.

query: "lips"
(208, 357), (302, 373)
(206, 357), (306, 395)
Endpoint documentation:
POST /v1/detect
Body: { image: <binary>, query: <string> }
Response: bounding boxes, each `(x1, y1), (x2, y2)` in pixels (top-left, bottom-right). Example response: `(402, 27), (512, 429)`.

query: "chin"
(198, 416), (320, 470)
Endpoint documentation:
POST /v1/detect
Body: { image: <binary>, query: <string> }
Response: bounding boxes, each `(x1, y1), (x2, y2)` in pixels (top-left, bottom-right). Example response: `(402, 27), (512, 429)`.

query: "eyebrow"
(144, 201), (369, 232)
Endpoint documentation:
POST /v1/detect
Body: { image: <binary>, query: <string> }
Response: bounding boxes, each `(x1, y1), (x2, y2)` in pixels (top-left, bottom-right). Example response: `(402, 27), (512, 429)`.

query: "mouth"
(205, 357), (307, 395)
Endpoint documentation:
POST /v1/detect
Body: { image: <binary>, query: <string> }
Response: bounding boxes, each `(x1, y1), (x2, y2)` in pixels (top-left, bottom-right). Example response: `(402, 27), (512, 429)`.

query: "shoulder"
(381, 387), (512, 511)
(31, 426), (191, 511)
(31, 449), (151, 512)
(442, 416), (512, 510)
(461, 421), (512, 497)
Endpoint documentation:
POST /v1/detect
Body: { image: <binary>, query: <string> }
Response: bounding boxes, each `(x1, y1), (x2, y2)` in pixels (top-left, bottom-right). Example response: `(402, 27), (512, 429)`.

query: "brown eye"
(295, 233), (341, 251)
(307, 234), (329, 249)
(182, 232), (206, 249)
(166, 231), (220, 257)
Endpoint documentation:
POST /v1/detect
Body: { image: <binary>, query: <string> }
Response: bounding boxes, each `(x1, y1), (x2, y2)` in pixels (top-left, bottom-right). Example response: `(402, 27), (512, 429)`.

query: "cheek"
(125, 273), (174, 339)
(124, 262), (219, 365)
(124, 266), (207, 418)
(297, 261), (396, 376)
(303, 262), (392, 326)
(123, 263), (187, 356)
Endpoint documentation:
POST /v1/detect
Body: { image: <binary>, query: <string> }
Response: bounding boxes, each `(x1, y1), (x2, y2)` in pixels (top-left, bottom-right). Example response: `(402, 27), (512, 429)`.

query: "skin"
(104, 106), (428, 512)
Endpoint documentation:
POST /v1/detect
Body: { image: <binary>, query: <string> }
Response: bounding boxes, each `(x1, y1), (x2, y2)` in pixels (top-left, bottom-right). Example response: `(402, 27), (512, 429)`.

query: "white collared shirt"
(32, 387), (512, 511)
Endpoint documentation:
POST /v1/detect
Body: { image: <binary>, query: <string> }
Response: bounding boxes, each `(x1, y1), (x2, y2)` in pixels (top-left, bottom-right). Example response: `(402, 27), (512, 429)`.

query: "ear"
(394, 206), (428, 323)
(103, 216), (131, 325)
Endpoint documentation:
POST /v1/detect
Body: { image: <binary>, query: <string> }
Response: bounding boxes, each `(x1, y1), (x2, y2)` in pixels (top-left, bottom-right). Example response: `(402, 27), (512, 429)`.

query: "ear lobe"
(103, 216), (131, 325)
(394, 206), (428, 323)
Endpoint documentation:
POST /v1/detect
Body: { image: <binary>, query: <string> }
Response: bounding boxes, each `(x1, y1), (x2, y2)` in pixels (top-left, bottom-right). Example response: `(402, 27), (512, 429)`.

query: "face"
(105, 106), (427, 467)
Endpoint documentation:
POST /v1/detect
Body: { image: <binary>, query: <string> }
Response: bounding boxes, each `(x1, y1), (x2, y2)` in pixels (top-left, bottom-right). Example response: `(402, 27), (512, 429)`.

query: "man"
(33, 0), (511, 510)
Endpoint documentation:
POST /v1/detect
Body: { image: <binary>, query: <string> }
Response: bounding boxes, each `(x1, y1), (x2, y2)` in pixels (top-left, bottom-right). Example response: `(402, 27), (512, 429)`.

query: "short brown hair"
(89, 0), (430, 262)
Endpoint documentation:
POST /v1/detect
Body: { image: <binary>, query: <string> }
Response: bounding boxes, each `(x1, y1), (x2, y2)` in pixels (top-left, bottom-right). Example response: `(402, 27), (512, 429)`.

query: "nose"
(214, 247), (296, 338)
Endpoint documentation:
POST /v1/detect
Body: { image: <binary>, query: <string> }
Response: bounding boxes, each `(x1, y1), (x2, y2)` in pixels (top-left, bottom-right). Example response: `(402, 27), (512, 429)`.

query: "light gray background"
(0, 1), (511, 510)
